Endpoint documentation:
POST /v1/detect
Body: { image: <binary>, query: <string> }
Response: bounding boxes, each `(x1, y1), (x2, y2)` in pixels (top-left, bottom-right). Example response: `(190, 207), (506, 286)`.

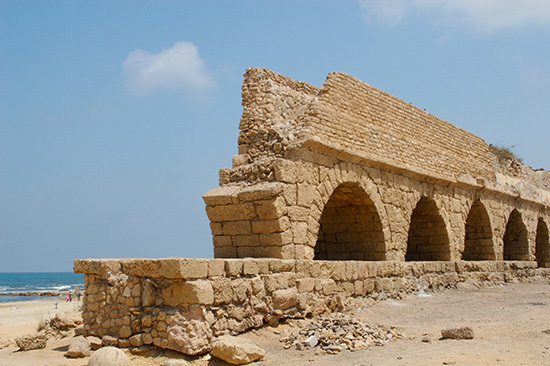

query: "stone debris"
(50, 312), (82, 331)
(278, 313), (403, 354)
(15, 331), (48, 351)
(87, 346), (130, 366)
(441, 326), (474, 340)
(64, 336), (91, 358)
(211, 335), (266, 365)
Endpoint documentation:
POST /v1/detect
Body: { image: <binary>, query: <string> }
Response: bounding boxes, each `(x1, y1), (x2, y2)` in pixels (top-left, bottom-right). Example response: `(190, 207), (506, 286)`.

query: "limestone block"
(206, 203), (257, 222)
(159, 259), (208, 279)
(282, 184), (297, 205)
(203, 186), (240, 206)
(166, 311), (212, 355)
(213, 236), (232, 247)
(214, 246), (237, 258)
(211, 335), (266, 365)
(251, 217), (290, 234)
(296, 277), (315, 293)
(208, 259), (226, 277)
(254, 196), (287, 220)
(222, 221), (252, 236)
(297, 184), (319, 207)
(162, 280), (214, 306)
(272, 289), (297, 310)
(259, 230), (293, 246)
(225, 260), (244, 276)
(243, 259), (259, 275)
(237, 182), (282, 202)
(273, 159), (298, 183)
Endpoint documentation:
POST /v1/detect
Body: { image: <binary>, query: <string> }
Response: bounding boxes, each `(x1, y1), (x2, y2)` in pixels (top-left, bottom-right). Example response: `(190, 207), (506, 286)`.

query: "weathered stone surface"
(102, 335), (118, 347)
(88, 346), (130, 366)
(165, 309), (212, 355)
(86, 336), (102, 350)
(50, 312), (82, 331)
(65, 336), (91, 358)
(162, 280), (214, 306)
(15, 332), (48, 351)
(212, 335), (266, 365)
(441, 326), (474, 340)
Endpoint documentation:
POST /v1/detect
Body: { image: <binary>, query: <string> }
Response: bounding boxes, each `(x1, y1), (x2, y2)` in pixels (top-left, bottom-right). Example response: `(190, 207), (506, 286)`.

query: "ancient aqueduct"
(76, 68), (550, 355)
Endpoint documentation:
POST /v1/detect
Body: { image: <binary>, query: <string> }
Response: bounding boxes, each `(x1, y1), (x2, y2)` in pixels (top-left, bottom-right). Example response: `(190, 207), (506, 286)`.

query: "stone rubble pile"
(278, 313), (403, 354)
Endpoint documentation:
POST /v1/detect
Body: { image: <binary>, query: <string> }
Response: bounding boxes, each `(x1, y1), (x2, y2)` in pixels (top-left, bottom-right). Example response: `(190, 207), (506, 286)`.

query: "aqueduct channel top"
(203, 68), (550, 266)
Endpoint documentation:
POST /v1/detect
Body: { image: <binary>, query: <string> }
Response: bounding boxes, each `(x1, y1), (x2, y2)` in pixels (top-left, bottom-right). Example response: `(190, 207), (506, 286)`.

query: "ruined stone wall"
(206, 68), (550, 266)
(74, 258), (549, 355)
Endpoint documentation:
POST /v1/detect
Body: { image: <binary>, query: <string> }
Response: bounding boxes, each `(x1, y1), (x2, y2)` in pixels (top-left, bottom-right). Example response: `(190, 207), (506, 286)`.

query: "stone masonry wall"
(206, 69), (550, 265)
(74, 258), (550, 356)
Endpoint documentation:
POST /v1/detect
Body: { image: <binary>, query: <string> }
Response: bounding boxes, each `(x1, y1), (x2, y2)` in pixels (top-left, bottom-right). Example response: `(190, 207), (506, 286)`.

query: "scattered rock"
(304, 335), (318, 348)
(278, 313), (403, 354)
(15, 331), (48, 351)
(441, 327), (474, 340)
(74, 326), (85, 336)
(65, 336), (91, 358)
(88, 346), (130, 366)
(86, 336), (102, 350)
(212, 335), (266, 365)
(50, 312), (82, 331)
(422, 335), (431, 343)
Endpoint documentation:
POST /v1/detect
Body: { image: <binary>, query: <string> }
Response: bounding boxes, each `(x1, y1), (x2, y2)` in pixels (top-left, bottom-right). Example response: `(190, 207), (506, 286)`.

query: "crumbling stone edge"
(74, 257), (550, 355)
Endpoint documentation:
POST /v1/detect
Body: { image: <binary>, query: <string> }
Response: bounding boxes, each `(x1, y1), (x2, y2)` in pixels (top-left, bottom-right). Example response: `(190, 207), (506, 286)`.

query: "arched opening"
(406, 196), (450, 261)
(535, 218), (550, 267)
(462, 200), (495, 260)
(314, 183), (385, 261)
(503, 209), (529, 260)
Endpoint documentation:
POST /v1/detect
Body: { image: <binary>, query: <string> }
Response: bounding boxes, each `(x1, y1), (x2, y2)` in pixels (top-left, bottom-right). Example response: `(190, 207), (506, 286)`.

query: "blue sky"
(1, 1), (550, 272)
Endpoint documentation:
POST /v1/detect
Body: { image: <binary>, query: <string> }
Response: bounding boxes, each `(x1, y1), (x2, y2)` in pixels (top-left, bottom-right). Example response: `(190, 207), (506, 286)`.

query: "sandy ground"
(1, 279), (549, 366)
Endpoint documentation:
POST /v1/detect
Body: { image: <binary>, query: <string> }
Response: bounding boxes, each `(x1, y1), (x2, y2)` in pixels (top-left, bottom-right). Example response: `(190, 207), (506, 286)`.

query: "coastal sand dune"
(1, 280), (549, 365)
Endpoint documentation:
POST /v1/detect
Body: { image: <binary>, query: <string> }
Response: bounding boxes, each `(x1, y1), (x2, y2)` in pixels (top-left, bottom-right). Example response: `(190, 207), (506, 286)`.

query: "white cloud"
(359, 0), (550, 32)
(122, 41), (215, 96)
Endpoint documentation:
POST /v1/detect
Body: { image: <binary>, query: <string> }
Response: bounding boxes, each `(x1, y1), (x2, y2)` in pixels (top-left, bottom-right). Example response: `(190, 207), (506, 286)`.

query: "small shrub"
(489, 144), (523, 163)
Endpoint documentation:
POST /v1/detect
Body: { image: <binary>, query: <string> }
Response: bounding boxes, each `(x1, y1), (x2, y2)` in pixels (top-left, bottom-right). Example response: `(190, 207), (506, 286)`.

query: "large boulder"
(15, 331), (48, 351)
(88, 346), (130, 366)
(50, 312), (82, 331)
(65, 336), (91, 358)
(211, 335), (265, 365)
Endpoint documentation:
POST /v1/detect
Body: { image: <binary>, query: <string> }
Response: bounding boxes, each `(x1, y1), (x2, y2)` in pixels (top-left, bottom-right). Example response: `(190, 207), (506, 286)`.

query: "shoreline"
(0, 291), (85, 304)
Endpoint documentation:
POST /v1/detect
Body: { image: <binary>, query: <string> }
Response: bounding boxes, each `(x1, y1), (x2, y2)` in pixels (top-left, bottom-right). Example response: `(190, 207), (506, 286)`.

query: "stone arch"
(503, 209), (529, 260)
(314, 182), (386, 260)
(462, 200), (495, 260)
(406, 196), (451, 261)
(535, 218), (550, 267)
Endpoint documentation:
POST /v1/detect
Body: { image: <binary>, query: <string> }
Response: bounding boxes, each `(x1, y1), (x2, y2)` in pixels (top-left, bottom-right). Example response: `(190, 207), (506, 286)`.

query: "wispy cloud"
(359, 0), (550, 32)
(122, 41), (215, 96)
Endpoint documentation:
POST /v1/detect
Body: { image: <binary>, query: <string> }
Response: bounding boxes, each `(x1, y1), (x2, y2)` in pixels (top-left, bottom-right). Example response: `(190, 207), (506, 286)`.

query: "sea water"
(0, 272), (85, 303)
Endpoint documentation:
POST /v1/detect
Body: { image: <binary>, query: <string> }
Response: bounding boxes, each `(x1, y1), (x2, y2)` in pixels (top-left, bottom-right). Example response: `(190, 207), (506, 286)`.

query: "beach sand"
(1, 279), (549, 365)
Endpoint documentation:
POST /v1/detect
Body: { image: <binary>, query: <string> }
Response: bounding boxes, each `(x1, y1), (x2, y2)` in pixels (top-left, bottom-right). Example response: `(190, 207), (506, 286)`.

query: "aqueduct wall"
(76, 68), (550, 355)
(205, 68), (550, 267)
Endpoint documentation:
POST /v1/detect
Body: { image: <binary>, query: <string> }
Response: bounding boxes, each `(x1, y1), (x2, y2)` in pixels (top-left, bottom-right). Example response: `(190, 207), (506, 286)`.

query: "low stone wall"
(74, 257), (550, 355)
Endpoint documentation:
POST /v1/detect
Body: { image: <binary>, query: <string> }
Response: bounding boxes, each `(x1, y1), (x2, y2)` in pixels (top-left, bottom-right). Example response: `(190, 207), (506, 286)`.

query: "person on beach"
(66, 291), (72, 302)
